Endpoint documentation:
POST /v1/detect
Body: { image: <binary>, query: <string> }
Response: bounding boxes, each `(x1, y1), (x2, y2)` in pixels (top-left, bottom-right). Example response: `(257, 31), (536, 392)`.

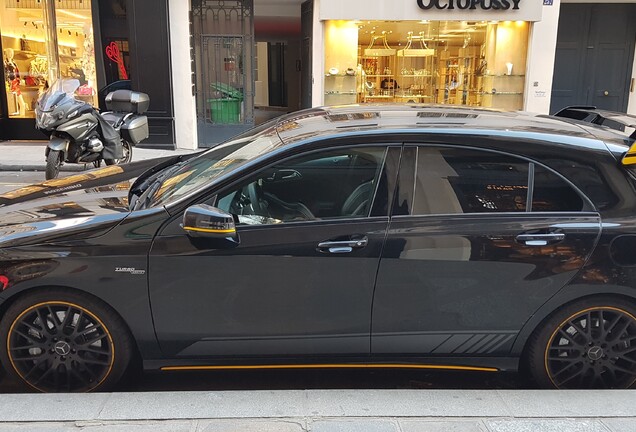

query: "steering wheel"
(246, 181), (267, 215)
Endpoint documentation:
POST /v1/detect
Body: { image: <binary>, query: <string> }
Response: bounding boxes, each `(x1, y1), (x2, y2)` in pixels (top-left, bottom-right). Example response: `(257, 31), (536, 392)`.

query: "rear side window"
(532, 165), (584, 212)
(410, 147), (586, 215)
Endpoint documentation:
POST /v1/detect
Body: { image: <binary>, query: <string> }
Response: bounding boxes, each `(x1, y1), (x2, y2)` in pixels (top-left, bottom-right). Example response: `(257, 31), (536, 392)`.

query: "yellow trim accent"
(183, 226), (236, 234)
(544, 305), (636, 389)
(7, 301), (115, 393)
(161, 363), (498, 372)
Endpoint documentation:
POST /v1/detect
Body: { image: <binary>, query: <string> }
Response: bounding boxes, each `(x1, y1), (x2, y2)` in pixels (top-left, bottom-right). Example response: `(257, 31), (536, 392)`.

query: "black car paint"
(1, 105), (636, 373)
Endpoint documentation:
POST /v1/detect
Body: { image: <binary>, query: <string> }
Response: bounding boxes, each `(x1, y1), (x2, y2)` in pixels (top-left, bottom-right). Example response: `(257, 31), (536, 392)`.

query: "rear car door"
(371, 145), (602, 357)
(149, 144), (400, 358)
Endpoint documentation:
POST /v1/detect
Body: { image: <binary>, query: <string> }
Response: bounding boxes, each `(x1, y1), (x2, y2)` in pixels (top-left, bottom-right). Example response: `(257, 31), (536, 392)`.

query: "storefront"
(310, 0), (546, 111)
(0, 0), (175, 148)
(1, 0), (98, 137)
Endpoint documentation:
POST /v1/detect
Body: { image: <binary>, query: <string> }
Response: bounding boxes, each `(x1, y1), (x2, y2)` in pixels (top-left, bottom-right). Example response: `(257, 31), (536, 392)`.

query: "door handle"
(318, 236), (368, 253)
(515, 233), (565, 246)
(604, 90), (610, 96)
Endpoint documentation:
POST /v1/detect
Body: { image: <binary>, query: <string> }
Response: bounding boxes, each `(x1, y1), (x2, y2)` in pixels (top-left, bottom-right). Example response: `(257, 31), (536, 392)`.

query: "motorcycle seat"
(101, 112), (127, 128)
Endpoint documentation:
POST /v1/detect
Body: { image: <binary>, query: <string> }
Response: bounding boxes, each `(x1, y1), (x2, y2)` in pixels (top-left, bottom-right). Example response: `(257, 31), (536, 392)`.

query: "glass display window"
(323, 20), (529, 110)
(0, 0), (97, 118)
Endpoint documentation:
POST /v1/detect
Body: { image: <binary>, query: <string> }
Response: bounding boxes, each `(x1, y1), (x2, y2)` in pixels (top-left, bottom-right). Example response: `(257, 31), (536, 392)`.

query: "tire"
(525, 297), (636, 389)
(104, 140), (133, 166)
(45, 150), (62, 180)
(0, 289), (133, 393)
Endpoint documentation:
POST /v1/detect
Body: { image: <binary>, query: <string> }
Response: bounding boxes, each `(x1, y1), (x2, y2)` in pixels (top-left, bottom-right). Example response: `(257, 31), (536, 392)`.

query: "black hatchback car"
(2, 104), (636, 392)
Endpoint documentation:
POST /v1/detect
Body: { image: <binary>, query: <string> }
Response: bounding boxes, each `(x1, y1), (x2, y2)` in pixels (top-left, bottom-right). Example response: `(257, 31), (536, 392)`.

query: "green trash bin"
(209, 82), (243, 124)
(208, 98), (241, 124)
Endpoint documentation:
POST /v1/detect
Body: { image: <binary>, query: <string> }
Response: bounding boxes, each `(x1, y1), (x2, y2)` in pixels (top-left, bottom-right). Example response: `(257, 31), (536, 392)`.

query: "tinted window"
(216, 147), (386, 225)
(411, 147), (589, 215)
(413, 147), (529, 215)
(532, 166), (585, 211)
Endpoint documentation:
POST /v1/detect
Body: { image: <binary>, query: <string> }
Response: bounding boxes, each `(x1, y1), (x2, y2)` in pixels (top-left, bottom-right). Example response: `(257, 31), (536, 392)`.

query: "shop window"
(323, 20), (529, 110)
(0, 0), (97, 118)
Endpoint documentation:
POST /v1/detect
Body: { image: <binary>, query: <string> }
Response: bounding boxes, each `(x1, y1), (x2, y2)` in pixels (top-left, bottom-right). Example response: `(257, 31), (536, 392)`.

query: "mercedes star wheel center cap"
(587, 346), (603, 361)
(54, 341), (71, 356)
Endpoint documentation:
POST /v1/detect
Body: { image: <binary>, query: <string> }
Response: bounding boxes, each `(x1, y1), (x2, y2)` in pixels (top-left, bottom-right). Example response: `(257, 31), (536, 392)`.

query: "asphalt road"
(0, 170), (524, 392)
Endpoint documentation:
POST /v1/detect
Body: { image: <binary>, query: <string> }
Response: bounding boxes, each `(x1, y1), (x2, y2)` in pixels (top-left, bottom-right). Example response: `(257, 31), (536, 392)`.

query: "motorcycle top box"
(105, 89), (150, 114)
(105, 90), (150, 145)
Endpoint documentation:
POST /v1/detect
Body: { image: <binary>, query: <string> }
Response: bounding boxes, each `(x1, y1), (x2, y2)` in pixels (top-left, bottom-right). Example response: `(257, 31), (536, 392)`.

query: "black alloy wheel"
(45, 150), (62, 180)
(104, 140), (133, 166)
(526, 298), (636, 389)
(0, 289), (133, 392)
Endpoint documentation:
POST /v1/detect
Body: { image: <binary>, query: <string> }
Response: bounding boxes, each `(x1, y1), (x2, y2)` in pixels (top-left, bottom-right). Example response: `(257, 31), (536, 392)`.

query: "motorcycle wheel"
(45, 150), (62, 180)
(104, 140), (133, 166)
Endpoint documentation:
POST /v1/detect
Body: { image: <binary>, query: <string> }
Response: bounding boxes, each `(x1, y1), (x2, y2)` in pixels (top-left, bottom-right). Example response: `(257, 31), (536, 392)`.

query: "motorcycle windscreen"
(38, 79), (80, 112)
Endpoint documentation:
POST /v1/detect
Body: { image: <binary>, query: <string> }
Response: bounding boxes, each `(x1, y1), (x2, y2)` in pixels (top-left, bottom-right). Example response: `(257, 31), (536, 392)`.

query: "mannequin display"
(3, 48), (26, 116)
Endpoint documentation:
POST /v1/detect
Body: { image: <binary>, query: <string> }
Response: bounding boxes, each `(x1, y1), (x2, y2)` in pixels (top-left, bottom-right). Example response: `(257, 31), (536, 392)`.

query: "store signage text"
(417, 0), (522, 11)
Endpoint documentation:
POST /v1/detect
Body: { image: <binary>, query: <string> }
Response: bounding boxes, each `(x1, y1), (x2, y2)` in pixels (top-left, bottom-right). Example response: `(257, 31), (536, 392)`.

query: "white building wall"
(168, 0), (198, 150)
(523, 1), (561, 114)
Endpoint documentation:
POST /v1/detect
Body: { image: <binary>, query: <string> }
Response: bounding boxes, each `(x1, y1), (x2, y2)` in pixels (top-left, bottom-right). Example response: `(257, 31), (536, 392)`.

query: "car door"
(149, 144), (400, 358)
(371, 145), (602, 357)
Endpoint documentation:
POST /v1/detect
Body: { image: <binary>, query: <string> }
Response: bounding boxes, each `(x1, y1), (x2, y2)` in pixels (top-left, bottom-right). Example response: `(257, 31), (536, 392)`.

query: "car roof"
(272, 104), (632, 154)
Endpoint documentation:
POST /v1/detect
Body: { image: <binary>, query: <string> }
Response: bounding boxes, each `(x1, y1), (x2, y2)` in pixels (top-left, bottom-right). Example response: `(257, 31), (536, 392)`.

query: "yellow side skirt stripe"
(161, 363), (498, 372)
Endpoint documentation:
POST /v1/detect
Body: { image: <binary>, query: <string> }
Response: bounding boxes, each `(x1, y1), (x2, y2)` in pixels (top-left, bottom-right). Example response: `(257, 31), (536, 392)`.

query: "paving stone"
(0, 421), (195, 431)
(484, 419), (609, 432)
(198, 419), (306, 431)
(602, 419), (636, 432)
(400, 419), (486, 432)
(310, 419), (398, 432)
(496, 390), (636, 418)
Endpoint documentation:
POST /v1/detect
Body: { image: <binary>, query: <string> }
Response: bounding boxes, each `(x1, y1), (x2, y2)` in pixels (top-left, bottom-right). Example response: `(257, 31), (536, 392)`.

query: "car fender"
(510, 283), (636, 356)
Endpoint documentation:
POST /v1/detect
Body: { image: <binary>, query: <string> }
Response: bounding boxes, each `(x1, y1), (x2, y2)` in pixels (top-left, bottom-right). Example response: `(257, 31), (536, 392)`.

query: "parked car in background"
(1, 104), (636, 392)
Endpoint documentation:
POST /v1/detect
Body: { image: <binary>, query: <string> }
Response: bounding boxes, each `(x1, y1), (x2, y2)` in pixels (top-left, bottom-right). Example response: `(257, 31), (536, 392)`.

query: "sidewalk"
(0, 389), (633, 431)
(0, 141), (196, 172)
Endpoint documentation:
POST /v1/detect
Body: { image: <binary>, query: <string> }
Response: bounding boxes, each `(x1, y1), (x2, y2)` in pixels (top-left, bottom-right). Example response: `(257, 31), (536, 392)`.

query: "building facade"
(2, 0), (636, 149)
(0, 0), (175, 147)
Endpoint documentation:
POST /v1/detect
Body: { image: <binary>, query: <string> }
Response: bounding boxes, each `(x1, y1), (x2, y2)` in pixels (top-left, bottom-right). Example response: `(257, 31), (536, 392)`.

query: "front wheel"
(104, 140), (133, 166)
(525, 297), (636, 389)
(0, 289), (134, 392)
(45, 150), (62, 180)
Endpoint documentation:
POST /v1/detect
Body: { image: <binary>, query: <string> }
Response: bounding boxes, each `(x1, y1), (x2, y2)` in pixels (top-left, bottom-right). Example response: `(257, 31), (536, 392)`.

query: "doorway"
(550, 3), (636, 114)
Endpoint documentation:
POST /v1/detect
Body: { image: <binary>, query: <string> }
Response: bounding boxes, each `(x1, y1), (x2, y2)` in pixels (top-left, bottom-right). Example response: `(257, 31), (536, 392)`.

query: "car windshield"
(148, 120), (284, 208)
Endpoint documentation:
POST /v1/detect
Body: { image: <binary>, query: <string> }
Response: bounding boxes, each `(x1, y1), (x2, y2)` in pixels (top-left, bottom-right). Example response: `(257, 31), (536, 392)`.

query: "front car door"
(149, 144), (400, 359)
(372, 144), (601, 363)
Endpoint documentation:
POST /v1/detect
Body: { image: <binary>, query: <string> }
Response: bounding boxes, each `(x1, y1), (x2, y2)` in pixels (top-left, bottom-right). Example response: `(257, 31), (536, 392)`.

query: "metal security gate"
(192, 0), (254, 147)
(201, 35), (248, 125)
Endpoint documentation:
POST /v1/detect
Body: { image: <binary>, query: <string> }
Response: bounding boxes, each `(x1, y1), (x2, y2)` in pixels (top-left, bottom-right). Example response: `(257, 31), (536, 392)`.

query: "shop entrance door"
(550, 4), (636, 114)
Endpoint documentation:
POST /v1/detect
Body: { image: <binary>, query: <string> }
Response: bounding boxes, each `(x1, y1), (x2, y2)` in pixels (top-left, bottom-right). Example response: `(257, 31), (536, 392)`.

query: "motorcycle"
(35, 78), (150, 180)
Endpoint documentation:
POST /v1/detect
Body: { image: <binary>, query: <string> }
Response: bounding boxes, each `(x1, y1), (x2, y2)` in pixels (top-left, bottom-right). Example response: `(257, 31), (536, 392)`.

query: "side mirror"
(182, 204), (238, 241)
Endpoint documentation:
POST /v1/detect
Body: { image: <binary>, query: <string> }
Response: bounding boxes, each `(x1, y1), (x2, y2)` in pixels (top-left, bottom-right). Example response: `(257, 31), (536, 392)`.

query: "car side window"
(216, 147), (387, 225)
(532, 165), (585, 212)
(411, 147), (587, 215)
(412, 147), (530, 215)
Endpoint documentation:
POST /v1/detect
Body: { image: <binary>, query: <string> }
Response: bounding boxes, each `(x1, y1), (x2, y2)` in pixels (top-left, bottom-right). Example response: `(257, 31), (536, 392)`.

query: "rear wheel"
(45, 150), (62, 180)
(0, 289), (133, 392)
(104, 140), (133, 166)
(525, 297), (636, 389)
